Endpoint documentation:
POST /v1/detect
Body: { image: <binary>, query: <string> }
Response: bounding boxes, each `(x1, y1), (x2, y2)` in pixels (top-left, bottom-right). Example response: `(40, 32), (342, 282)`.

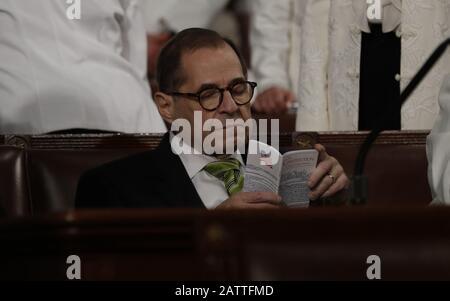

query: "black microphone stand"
(351, 37), (450, 205)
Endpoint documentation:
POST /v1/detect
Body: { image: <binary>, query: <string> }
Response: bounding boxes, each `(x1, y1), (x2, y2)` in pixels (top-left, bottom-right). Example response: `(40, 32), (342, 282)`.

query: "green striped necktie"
(203, 157), (244, 196)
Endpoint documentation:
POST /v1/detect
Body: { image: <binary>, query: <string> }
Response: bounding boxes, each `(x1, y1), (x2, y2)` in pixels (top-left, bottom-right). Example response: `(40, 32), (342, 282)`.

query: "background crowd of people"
(0, 0), (449, 134)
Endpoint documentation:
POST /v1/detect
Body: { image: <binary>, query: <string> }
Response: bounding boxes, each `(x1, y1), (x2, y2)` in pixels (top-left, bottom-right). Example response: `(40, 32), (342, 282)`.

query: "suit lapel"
(154, 133), (205, 208)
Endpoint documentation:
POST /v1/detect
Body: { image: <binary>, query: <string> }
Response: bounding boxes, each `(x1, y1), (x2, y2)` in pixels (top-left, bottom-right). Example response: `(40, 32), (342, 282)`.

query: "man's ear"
(154, 92), (175, 124)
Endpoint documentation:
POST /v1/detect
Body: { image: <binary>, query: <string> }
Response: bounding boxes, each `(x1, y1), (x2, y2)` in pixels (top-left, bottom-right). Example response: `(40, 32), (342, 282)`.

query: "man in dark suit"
(76, 28), (349, 210)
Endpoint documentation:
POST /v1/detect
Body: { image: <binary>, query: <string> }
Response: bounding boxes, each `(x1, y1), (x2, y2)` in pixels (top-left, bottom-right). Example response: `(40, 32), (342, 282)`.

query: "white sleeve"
(295, 0), (331, 131)
(427, 75), (450, 205)
(250, 0), (292, 93)
(143, 0), (228, 33)
(121, 0), (149, 83)
(141, 0), (174, 34)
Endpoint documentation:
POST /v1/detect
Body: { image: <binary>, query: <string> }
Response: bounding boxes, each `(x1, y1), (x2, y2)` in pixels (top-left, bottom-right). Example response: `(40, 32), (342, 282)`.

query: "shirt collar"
(170, 133), (245, 179)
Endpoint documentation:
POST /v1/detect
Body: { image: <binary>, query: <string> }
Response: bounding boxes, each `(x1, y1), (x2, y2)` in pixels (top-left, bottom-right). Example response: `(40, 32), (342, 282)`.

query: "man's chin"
(201, 130), (247, 155)
(223, 132), (249, 154)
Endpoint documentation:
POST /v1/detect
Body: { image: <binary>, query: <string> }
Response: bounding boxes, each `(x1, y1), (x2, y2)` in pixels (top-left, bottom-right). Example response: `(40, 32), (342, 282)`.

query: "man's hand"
(308, 144), (350, 201)
(216, 192), (283, 210)
(253, 87), (295, 114)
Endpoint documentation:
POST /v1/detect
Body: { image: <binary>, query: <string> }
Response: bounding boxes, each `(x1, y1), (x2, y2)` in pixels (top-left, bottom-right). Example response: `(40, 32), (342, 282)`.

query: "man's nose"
(218, 90), (239, 114)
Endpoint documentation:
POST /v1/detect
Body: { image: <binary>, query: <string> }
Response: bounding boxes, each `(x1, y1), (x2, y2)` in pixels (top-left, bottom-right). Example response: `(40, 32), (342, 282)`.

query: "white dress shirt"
(171, 134), (245, 209)
(0, 0), (167, 134)
(427, 74), (450, 205)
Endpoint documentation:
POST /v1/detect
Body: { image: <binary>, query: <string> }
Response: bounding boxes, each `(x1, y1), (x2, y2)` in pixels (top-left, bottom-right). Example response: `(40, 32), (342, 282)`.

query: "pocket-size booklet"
(243, 140), (318, 208)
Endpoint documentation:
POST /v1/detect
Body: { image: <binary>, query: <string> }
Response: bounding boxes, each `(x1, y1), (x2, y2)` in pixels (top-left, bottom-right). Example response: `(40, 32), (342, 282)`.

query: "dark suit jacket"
(75, 133), (206, 209)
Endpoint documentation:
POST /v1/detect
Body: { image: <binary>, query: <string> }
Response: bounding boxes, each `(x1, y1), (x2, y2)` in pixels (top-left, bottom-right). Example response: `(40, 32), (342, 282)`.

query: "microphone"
(351, 37), (450, 205)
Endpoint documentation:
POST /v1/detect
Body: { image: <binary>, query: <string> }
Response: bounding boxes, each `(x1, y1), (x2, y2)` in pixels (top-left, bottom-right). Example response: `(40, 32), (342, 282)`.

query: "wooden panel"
(0, 131), (429, 150)
(0, 131), (432, 210)
(1, 207), (449, 280)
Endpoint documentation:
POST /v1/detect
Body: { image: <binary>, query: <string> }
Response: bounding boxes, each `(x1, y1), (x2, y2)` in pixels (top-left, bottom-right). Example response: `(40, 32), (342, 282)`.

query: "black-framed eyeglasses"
(168, 81), (257, 111)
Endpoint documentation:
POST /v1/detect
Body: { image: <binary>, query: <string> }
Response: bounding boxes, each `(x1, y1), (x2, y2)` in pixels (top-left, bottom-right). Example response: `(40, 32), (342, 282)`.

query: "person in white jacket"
(251, 0), (450, 131)
(251, 0), (329, 115)
(427, 74), (450, 205)
(0, 0), (167, 134)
